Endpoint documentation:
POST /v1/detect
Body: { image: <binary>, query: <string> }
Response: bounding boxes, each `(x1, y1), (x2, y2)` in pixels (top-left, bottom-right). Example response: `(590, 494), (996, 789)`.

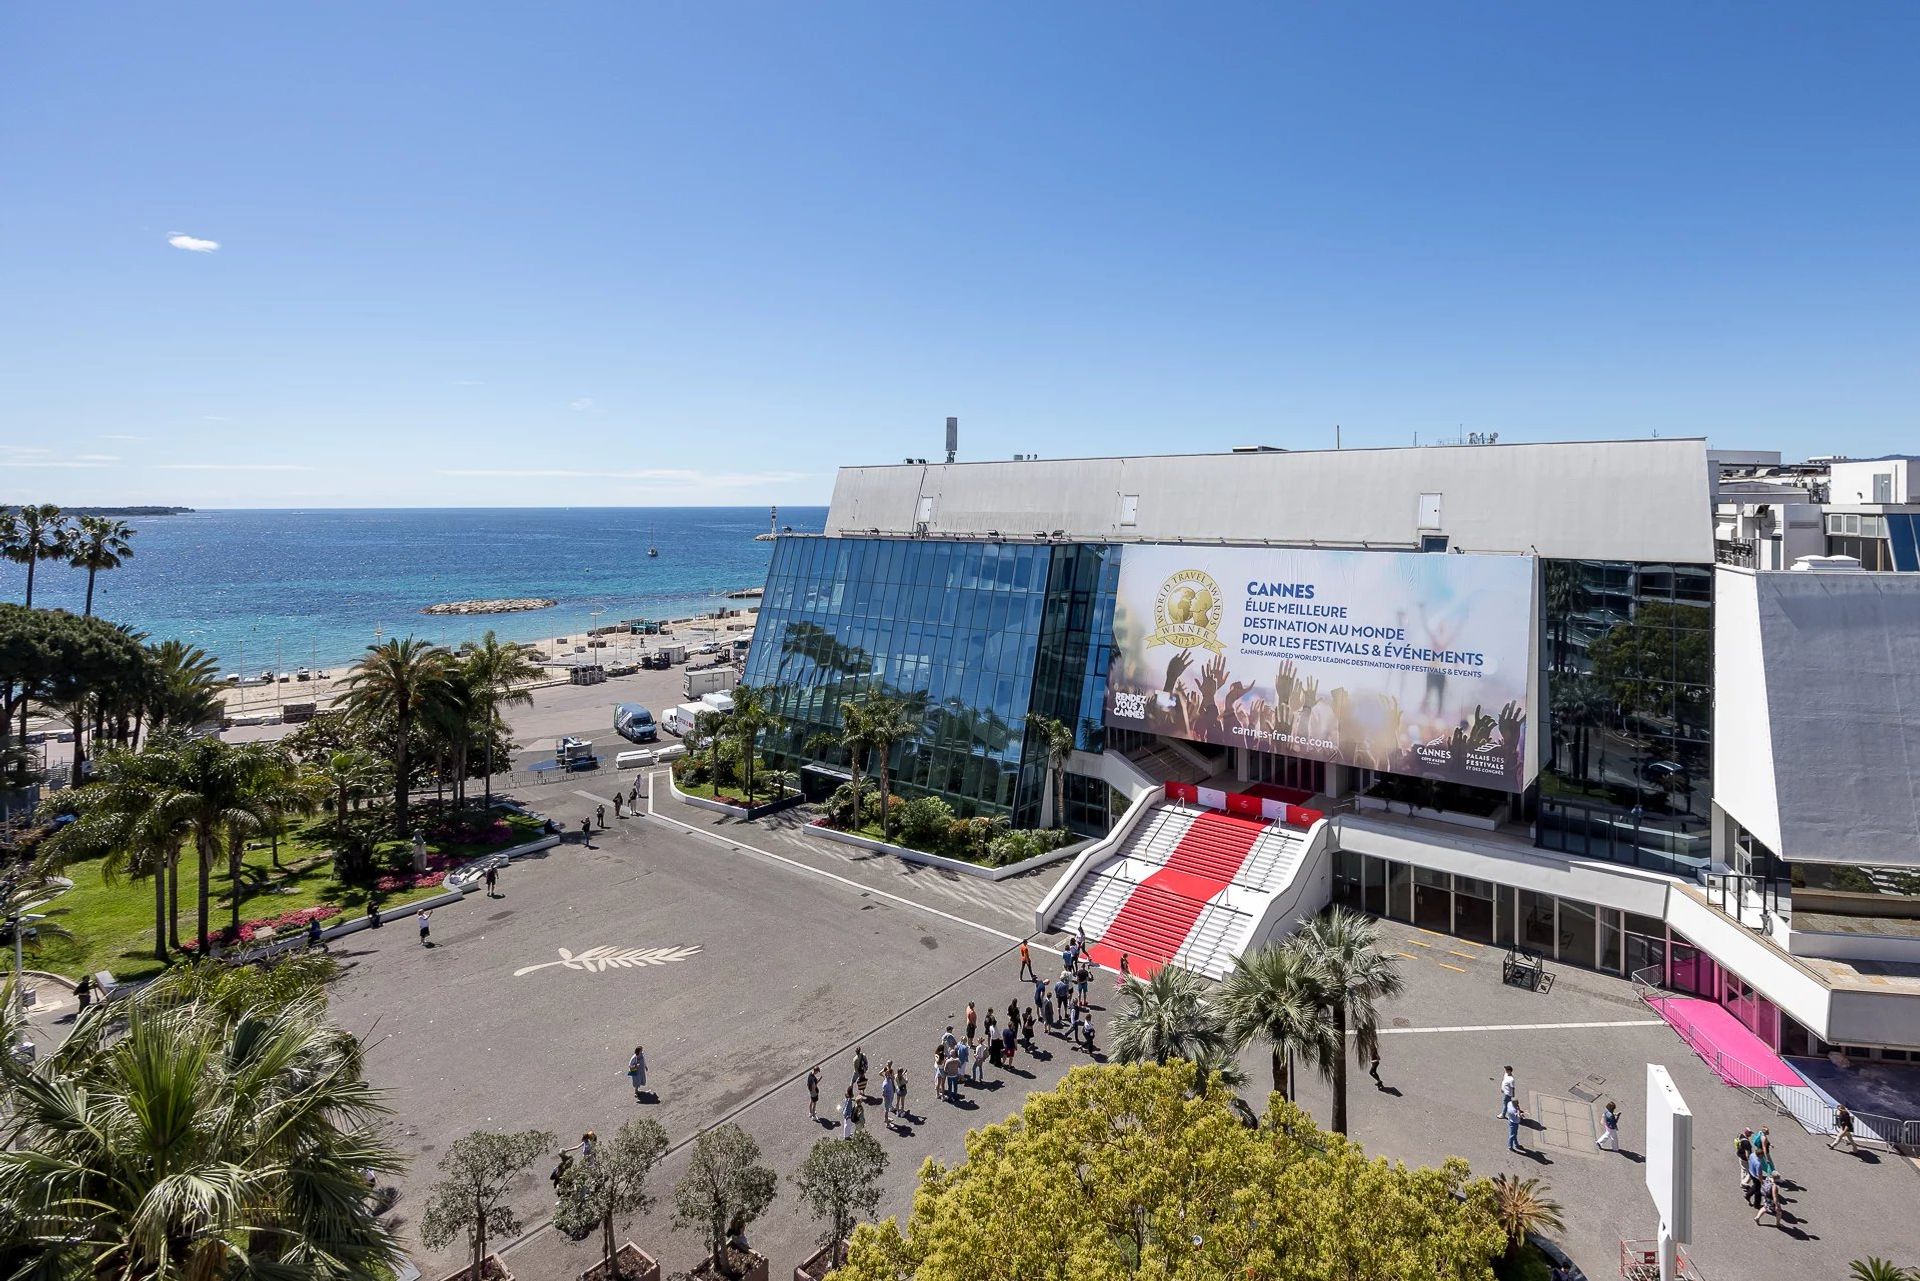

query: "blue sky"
(2, 3), (1915, 508)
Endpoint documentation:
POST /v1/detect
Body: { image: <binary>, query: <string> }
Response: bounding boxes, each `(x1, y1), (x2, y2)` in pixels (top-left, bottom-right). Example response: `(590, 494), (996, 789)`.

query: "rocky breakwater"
(421, 597), (557, 616)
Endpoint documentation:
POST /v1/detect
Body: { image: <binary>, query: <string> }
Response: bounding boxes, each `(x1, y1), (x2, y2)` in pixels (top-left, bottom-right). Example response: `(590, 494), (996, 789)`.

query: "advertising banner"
(1103, 545), (1535, 790)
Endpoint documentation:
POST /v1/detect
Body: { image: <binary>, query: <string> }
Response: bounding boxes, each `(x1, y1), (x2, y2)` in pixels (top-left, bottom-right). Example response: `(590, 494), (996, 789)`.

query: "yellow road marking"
(1438, 962), (1470, 974)
(1416, 927), (1446, 938)
(1408, 939), (1433, 948)
(1447, 950), (1479, 960)
(1393, 951), (1420, 961)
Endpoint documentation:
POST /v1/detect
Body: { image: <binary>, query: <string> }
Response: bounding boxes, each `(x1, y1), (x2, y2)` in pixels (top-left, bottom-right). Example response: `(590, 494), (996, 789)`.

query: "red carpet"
(1648, 996), (1805, 1089)
(1085, 811), (1264, 979)
(1243, 782), (1312, 805)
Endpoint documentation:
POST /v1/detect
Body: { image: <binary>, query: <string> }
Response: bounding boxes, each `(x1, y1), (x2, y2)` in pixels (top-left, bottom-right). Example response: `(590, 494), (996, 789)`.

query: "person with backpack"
(850, 1046), (869, 1098)
(840, 1087), (856, 1140)
(1830, 1103), (1858, 1152)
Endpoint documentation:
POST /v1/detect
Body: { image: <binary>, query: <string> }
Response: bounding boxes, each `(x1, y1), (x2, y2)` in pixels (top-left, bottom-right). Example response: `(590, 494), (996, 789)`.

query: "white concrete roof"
(1715, 567), (1920, 866)
(827, 438), (1715, 562)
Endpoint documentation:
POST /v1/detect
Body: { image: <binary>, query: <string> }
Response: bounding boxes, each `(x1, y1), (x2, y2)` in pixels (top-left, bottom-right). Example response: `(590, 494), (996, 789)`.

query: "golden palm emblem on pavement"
(512, 944), (702, 977)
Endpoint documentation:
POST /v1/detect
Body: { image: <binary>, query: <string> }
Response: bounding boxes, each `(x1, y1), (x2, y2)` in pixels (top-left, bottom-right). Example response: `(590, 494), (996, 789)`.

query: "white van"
(700, 690), (734, 714)
(665, 702), (711, 738)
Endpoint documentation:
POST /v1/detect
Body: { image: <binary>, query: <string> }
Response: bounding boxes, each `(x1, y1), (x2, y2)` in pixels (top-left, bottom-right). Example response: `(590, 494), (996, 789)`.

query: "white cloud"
(74, 453), (121, 463)
(0, 444), (52, 456)
(102, 433), (146, 442)
(156, 462), (312, 472)
(167, 232), (220, 253)
(569, 397), (597, 412)
(440, 467), (807, 487)
(8, 458), (118, 469)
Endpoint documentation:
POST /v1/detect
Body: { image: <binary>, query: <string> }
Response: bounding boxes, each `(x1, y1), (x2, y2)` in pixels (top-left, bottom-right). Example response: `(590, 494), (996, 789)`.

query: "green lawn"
(671, 773), (795, 807)
(9, 808), (546, 984)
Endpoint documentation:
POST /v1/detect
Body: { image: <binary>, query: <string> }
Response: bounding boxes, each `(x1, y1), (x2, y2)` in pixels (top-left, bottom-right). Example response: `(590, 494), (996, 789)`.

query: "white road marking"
(646, 771), (1045, 950)
(1372, 1019), (1667, 1036)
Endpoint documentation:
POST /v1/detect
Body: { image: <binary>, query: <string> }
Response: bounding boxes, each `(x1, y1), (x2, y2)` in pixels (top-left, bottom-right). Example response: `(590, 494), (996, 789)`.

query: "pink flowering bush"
(180, 905), (343, 953)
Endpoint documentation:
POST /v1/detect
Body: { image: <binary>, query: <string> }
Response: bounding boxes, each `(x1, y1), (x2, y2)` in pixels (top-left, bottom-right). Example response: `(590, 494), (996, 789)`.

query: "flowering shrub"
(180, 905), (343, 953)
(428, 817), (518, 847)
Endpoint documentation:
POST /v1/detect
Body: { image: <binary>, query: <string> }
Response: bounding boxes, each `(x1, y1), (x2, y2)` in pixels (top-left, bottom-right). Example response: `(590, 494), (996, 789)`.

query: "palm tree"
(810, 697), (877, 826)
(1216, 941), (1338, 1104)
(690, 708), (728, 788)
(66, 514), (136, 617)
(420, 664), (474, 807)
(851, 691), (921, 840)
(1110, 965), (1226, 1066)
(0, 993), (404, 1280)
(144, 638), (224, 740)
(2, 504), (71, 750)
(0, 503), (70, 607)
(42, 745), (186, 959)
(729, 683), (776, 801)
(1490, 1174), (1564, 1265)
(342, 636), (453, 835)
(1850, 1259), (1918, 1281)
(459, 630), (538, 805)
(1027, 713), (1077, 830)
(1295, 907), (1405, 1135)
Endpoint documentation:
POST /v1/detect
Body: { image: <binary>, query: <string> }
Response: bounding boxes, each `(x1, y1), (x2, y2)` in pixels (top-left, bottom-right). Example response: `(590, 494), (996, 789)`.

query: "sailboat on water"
(647, 524), (658, 557)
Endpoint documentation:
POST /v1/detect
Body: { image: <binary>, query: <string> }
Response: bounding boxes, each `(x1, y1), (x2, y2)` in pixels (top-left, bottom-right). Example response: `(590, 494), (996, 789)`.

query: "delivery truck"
(683, 665), (739, 699)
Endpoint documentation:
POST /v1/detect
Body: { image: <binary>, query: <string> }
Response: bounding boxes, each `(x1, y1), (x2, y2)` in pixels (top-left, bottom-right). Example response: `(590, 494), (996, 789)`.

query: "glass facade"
(742, 536), (1114, 826)
(1536, 559), (1713, 876)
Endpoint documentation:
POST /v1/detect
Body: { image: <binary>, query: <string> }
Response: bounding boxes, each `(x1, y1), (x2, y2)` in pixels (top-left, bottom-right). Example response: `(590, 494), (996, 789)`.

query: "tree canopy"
(834, 1062), (1504, 1281)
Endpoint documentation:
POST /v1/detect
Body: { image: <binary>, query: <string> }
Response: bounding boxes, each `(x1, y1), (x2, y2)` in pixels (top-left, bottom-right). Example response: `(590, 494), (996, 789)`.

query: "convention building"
(740, 439), (1920, 1095)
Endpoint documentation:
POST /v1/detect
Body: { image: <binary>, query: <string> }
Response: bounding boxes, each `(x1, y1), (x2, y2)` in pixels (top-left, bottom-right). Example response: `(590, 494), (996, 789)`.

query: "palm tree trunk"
(879, 753), (893, 839)
(153, 862), (168, 961)
(1272, 1046), (1288, 1101)
(230, 834), (245, 936)
(394, 706), (411, 836)
(167, 852), (181, 949)
(196, 834), (213, 952)
(68, 704), (86, 784)
(83, 567), (97, 617)
(1331, 1003), (1349, 1134)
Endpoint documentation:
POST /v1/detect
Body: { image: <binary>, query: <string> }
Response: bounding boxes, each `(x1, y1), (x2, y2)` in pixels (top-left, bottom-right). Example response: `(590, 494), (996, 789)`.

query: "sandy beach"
(216, 604), (760, 719)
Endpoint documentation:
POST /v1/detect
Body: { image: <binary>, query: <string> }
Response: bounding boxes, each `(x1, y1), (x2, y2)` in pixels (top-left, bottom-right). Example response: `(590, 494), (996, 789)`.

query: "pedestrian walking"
(1003, 1020), (1019, 1063)
(549, 1149), (574, 1191)
(881, 1065), (897, 1119)
(1118, 952), (1132, 982)
(1368, 1049), (1383, 1087)
(1743, 1148), (1764, 1208)
(972, 1039), (987, 1082)
(941, 1025), (958, 1052)
(627, 1045), (649, 1100)
(1033, 977), (1046, 1009)
(965, 1001), (977, 1041)
(1005, 999), (1018, 1030)
(943, 1051), (961, 1101)
(1069, 1004), (1083, 1047)
(577, 1130), (598, 1161)
(1754, 1126), (1776, 1178)
(987, 1031), (1003, 1069)
(1043, 989), (1055, 1026)
(579, 816), (592, 840)
(1054, 972), (1071, 1015)
(955, 1038), (971, 1086)
(1736, 1127), (1754, 1174)
(1021, 1006), (1036, 1045)
(1754, 1172), (1783, 1227)
(1078, 1011), (1095, 1054)
(895, 1069), (909, 1118)
(851, 1046), (869, 1097)
(484, 864), (498, 897)
(984, 1009), (997, 1042)
(628, 780), (639, 808)
(74, 973), (93, 1012)
(1596, 1100), (1620, 1151)
(1075, 963), (1090, 1004)
(806, 1066), (820, 1120)
(1498, 1066), (1515, 1117)
(1019, 938), (1035, 981)
(1504, 1098), (1525, 1152)
(417, 908), (431, 946)
(1830, 1104), (1858, 1152)
(840, 1088), (855, 1139)
(613, 793), (624, 819)
(595, 803), (606, 828)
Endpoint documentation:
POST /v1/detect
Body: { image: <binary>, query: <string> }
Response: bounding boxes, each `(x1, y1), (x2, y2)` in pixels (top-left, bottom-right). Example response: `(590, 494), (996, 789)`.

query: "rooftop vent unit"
(1232, 445), (1286, 453)
(1789, 554), (1865, 573)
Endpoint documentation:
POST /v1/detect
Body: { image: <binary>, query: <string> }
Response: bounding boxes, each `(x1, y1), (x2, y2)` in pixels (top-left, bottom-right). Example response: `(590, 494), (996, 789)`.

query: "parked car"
(614, 703), (658, 743)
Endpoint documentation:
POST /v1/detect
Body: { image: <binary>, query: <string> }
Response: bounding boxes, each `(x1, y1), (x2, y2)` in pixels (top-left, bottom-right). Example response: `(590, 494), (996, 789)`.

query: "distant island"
(1, 505), (193, 517)
(422, 597), (557, 616)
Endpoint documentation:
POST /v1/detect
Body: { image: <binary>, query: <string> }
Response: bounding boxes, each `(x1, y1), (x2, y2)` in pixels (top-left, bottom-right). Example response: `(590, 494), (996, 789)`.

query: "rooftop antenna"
(1336, 423), (1341, 450)
(945, 416), (958, 464)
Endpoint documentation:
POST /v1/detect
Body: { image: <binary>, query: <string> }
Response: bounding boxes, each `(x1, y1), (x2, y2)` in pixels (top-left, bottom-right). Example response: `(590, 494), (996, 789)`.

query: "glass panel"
(1495, 885), (1516, 947)
(1363, 856), (1388, 917)
(1598, 907), (1623, 973)
(1455, 888), (1494, 944)
(1385, 860), (1413, 922)
(1517, 889), (1557, 955)
(1559, 899), (1598, 969)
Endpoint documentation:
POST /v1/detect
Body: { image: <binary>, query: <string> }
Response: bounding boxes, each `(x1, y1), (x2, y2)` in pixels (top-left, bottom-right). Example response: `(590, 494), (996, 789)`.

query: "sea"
(0, 507), (826, 673)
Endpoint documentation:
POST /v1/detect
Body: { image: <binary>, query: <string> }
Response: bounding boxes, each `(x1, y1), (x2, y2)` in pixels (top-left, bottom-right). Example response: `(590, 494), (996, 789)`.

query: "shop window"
(1414, 867), (1452, 932)
(1455, 877), (1495, 944)
(1517, 889), (1557, 955)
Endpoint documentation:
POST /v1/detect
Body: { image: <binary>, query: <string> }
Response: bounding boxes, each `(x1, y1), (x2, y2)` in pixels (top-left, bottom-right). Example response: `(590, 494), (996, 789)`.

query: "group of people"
(1738, 1125), (1789, 1227)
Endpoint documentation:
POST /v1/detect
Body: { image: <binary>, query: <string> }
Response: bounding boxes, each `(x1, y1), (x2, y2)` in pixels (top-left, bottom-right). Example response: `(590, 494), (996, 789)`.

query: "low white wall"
(809, 823), (1093, 882)
(1665, 888), (1833, 1040)
(1242, 817), (1337, 953)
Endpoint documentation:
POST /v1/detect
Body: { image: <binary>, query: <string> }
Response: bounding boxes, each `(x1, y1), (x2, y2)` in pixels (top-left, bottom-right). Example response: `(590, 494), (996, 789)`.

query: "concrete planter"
(579, 1243), (661, 1281)
(434, 1254), (511, 1281)
(692, 1250), (769, 1281)
(809, 822), (1093, 881)
(794, 1242), (849, 1280)
(667, 772), (803, 820)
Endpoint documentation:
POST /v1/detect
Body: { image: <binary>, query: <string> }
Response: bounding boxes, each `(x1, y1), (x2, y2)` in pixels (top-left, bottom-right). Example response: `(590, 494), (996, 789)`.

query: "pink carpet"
(1648, 996), (1805, 1089)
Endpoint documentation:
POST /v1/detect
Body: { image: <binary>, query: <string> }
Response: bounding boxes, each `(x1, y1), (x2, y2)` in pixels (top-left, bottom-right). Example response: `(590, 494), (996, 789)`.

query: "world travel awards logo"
(1143, 567), (1225, 654)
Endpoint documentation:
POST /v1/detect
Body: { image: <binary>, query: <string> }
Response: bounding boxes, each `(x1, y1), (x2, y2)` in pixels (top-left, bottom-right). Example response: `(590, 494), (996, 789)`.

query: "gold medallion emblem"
(1143, 568), (1224, 653)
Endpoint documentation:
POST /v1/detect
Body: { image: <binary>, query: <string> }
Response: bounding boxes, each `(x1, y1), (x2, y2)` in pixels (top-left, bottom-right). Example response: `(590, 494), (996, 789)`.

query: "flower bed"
(179, 905), (342, 954)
